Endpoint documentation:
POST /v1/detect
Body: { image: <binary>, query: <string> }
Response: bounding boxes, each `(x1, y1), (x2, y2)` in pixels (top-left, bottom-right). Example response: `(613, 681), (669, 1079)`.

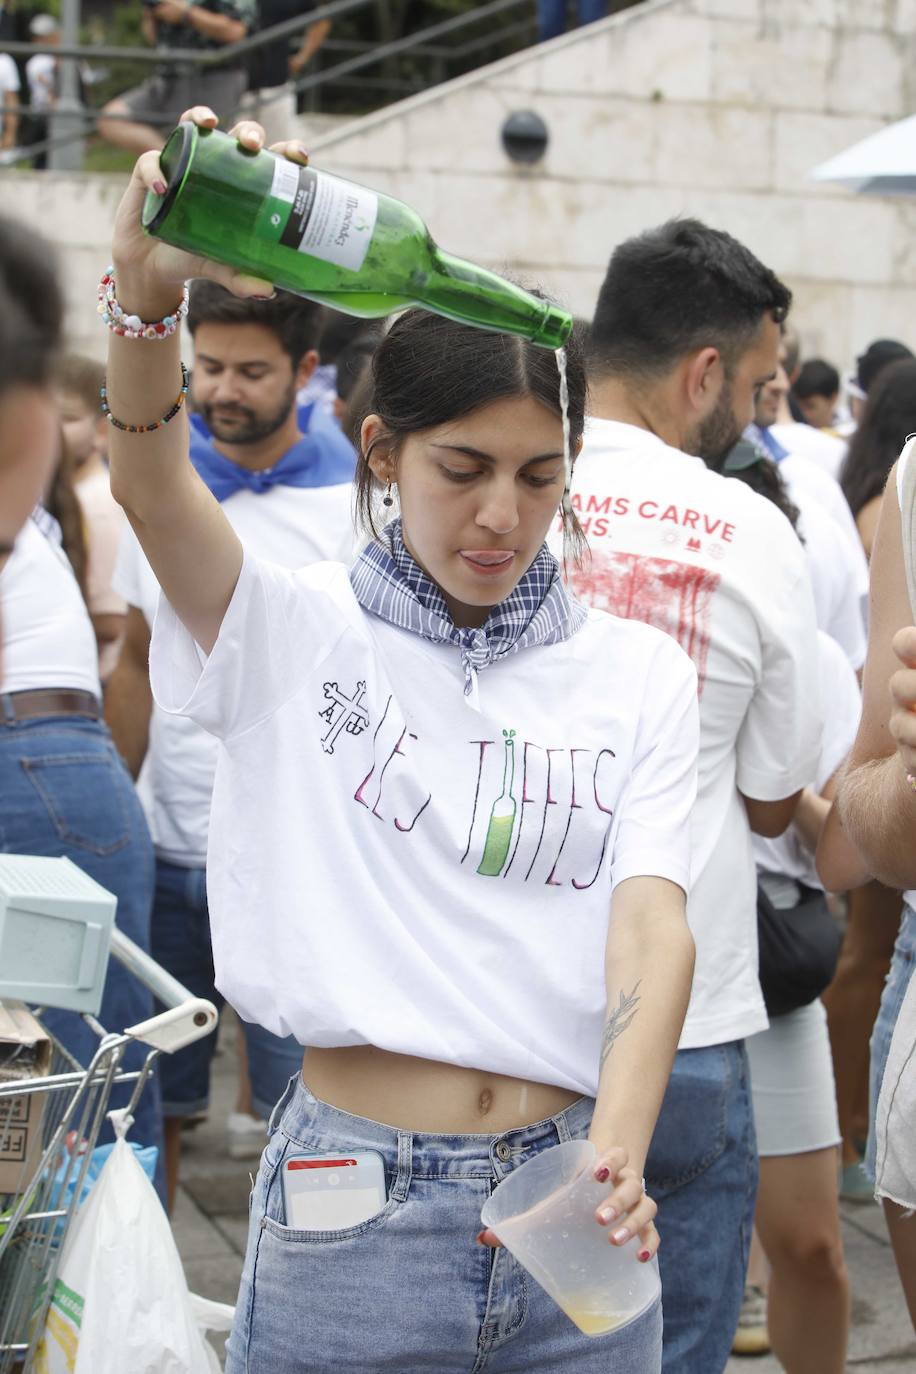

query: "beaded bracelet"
(100, 363), (190, 433)
(97, 265), (189, 340)
(906, 772), (916, 794)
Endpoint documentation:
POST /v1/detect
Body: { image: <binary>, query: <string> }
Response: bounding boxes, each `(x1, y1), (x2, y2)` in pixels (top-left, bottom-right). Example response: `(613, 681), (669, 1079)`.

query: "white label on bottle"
(270, 157), (301, 206)
(277, 167), (378, 273)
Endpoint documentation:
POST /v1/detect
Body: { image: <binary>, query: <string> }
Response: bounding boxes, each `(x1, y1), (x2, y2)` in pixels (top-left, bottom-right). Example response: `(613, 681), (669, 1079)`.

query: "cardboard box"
(0, 1001), (51, 1194)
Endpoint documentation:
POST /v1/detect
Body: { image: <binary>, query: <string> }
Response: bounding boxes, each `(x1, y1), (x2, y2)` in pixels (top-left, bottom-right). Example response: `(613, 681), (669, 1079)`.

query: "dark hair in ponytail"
(48, 431), (89, 602)
(352, 309), (588, 563)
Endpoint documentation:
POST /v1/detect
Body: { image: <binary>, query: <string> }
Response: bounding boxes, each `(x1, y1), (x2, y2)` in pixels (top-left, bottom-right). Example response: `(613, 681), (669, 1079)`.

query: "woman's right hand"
(110, 106), (310, 315)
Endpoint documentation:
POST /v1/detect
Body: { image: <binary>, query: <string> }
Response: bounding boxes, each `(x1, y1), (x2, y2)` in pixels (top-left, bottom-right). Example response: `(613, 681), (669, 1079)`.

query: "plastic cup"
(480, 1139), (660, 1338)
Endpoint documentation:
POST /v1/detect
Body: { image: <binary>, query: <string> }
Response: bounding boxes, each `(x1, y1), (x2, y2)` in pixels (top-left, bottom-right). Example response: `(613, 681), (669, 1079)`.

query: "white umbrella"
(810, 113), (916, 195)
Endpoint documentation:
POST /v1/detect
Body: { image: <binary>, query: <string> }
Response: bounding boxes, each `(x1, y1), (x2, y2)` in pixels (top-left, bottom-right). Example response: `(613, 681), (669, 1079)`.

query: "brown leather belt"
(3, 689), (101, 721)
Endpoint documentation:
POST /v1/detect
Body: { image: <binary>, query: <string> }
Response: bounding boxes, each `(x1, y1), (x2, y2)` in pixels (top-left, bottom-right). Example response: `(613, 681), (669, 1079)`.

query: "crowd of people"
(2, 102), (916, 1372)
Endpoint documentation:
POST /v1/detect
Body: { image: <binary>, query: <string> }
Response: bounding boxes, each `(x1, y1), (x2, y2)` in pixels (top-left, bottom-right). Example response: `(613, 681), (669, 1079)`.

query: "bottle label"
(269, 160), (378, 273)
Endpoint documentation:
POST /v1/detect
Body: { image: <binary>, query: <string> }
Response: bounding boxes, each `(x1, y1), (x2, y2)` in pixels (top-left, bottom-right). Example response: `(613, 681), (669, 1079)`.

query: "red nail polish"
(475, 1230), (487, 1245)
(639, 1250), (651, 1262)
(595, 1167), (610, 1183)
(153, 180), (167, 195)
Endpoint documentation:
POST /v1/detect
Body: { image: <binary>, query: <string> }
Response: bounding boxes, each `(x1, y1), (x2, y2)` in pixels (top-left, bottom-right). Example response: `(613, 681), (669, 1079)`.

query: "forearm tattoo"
(599, 982), (642, 1072)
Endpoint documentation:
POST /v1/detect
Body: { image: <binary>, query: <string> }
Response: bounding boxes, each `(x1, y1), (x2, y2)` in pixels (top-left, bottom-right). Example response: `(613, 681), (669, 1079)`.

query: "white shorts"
(745, 999), (841, 1157)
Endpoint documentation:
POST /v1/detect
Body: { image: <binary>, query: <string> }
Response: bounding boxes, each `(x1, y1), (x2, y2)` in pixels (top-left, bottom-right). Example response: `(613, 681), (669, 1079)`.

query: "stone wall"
(7, 0), (916, 364)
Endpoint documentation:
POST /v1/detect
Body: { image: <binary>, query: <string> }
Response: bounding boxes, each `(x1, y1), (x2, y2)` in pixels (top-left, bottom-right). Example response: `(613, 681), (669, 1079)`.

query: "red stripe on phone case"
(286, 1158), (358, 1170)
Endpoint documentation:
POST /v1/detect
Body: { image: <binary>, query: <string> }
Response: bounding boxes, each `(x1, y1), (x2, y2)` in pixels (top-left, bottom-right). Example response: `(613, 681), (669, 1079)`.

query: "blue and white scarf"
(349, 519), (587, 702)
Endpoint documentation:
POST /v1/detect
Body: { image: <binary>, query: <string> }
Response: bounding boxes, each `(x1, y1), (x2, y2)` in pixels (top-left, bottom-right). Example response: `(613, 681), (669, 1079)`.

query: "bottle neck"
(428, 249), (571, 351)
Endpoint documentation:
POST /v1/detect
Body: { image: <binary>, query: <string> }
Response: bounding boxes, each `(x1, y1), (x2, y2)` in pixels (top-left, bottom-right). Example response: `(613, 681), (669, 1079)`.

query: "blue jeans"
(227, 1080), (662, 1373)
(645, 1042), (757, 1374)
(537, 0), (607, 42)
(0, 708), (164, 1203)
(866, 903), (916, 1182)
(152, 858), (304, 1123)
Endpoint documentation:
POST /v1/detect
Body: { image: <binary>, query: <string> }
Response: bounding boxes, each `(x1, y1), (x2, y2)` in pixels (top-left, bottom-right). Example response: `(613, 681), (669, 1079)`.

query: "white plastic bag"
(37, 1113), (234, 1374)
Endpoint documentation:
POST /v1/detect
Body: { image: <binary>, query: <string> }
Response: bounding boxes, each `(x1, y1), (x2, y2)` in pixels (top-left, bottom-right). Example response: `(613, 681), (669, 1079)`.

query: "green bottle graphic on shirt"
(141, 123), (571, 348)
(477, 730), (517, 877)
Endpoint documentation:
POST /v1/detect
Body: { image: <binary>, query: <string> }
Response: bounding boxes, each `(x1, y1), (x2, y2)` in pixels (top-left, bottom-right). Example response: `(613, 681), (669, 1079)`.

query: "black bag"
(757, 880), (842, 1017)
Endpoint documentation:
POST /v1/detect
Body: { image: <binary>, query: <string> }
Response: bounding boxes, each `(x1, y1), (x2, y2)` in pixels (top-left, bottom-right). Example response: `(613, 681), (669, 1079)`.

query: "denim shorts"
(152, 858), (304, 1122)
(866, 903), (916, 1182)
(226, 1077), (663, 1374)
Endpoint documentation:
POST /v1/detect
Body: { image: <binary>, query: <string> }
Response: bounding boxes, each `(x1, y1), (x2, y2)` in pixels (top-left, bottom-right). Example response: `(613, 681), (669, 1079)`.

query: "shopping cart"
(0, 926), (218, 1373)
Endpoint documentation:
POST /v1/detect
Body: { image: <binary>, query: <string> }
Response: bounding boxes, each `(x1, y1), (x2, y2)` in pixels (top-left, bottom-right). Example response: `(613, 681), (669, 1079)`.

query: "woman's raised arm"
(105, 107), (308, 653)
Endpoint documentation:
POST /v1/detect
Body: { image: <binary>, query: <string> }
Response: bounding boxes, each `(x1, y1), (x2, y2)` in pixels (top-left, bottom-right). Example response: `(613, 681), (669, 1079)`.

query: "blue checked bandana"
(350, 519), (587, 702)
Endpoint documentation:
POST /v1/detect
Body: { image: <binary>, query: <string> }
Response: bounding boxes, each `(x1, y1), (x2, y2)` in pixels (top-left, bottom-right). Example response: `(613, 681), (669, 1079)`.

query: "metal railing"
(0, 0), (540, 171)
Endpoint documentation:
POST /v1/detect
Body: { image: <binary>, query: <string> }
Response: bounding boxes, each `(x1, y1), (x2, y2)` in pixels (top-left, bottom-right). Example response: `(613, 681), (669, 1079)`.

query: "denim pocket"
(260, 1132), (403, 1245)
(645, 1045), (732, 1192)
(21, 751), (131, 856)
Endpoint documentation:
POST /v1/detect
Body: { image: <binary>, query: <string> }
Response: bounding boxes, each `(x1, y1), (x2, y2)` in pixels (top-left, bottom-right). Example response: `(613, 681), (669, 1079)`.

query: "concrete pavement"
(172, 1015), (916, 1371)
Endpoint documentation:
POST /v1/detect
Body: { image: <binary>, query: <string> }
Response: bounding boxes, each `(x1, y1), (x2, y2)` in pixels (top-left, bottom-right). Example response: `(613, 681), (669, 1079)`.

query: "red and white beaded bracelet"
(97, 265), (189, 340)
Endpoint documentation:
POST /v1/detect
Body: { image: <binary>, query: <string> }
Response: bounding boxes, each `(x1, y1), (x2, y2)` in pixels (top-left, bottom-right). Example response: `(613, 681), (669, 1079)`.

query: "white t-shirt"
(150, 555), (699, 1094)
(754, 631), (861, 888)
(25, 52), (55, 109)
(778, 449), (869, 601)
(770, 422), (847, 482)
(797, 501), (867, 670)
(0, 518), (101, 697)
(553, 419), (822, 1050)
(0, 53), (20, 95)
(115, 481), (354, 865)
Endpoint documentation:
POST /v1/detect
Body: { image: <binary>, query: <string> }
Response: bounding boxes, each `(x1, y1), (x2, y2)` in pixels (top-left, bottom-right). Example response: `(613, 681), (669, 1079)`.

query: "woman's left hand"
(476, 1146), (658, 1262)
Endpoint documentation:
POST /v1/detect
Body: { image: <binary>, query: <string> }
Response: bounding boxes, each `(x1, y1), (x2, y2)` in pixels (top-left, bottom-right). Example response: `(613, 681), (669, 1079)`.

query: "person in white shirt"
(563, 218), (822, 1374)
(105, 281), (355, 1211)
(748, 339), (869, 653)
(103, 109), (700, 1373)
(23, 12), (57, 169)
(0, 51), (20, 158)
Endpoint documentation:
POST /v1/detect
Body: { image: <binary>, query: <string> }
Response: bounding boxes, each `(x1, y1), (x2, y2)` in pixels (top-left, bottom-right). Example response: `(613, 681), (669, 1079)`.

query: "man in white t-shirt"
(106, 283), (355, 1210)
(559, 219), (822, 1374)
(747, 340), (869, 655)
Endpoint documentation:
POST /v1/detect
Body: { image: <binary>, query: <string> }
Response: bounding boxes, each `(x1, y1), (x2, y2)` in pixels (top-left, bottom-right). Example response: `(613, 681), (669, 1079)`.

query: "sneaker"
(226, 1111), (268, 1159)
(731, 1283), (770, 1357)
(839, 1159), (876, 1203)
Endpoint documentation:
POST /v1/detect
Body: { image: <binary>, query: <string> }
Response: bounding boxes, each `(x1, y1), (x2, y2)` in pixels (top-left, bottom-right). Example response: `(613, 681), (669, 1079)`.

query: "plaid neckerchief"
(349, 519), (587, 699)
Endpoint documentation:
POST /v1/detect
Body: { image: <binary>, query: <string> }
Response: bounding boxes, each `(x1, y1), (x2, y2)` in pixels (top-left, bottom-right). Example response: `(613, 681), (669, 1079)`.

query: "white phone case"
(281, 1150), (388, 1230)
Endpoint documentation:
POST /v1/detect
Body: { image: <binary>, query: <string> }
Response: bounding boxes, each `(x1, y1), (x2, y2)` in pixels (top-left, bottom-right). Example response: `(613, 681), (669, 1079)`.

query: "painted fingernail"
(252, 292), (277, 301)
(639, 1250), (651, 1262)
(612, 1226), (630, 1244)
(598, 1206), (617, 1225)
(295, 142), (309, 158)
(153, 179), (167, 195)
(595, 1167), (610, 1183)
(475, 1230), (487, 1245)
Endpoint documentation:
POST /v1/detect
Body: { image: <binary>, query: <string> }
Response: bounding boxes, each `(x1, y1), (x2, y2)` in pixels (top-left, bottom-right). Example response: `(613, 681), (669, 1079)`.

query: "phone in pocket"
(280, 1150), (388, 1230)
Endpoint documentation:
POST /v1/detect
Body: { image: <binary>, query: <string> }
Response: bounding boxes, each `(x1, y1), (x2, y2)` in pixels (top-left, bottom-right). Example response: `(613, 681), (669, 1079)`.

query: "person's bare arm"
(835, 463), (916, 888)
(92, 610), (126, 655)
(816, 792), (872, 892)
(741, 790), (802, 838)
(141, 8), (158, 44)
(106, 108), (306, 653)
(289, 19), (332, 73)
(2, 89), (19, 149)
(153, 1), (246, 43)
(104, 605), (153, 778)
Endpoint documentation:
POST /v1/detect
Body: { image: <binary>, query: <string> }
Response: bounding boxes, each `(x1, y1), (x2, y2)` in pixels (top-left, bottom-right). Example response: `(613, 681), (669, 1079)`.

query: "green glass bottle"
(141, 122), (571, 350)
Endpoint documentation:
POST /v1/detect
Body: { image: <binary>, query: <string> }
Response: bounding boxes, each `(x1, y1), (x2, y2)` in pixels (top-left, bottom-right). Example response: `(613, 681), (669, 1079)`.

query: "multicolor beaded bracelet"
(97, 265), (188, 340)
(906, 772), (916, 794)
(100, 363), (190, 433)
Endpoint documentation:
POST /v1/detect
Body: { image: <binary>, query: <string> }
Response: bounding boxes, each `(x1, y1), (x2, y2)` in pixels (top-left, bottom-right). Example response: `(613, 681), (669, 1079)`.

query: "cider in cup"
(480, 1139), (660, 1338)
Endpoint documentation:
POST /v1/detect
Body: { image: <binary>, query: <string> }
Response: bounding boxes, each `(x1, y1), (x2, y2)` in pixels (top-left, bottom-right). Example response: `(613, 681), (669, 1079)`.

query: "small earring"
(382, 479), (394, 508)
